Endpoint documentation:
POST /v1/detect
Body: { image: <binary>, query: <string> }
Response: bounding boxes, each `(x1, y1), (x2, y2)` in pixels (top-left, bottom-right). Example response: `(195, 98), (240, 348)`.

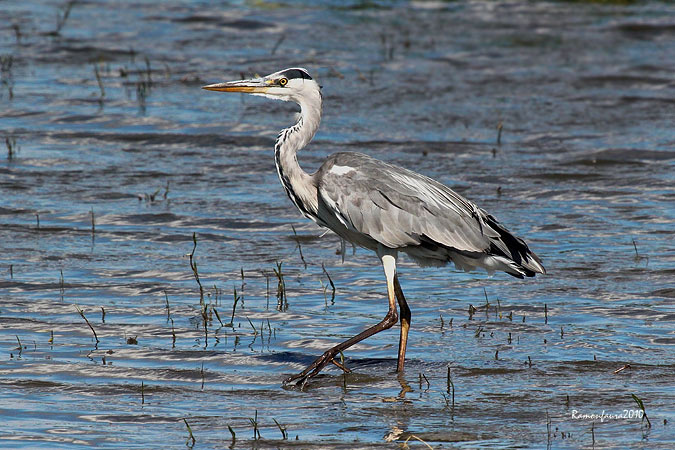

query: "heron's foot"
(283, 350), (342, 389)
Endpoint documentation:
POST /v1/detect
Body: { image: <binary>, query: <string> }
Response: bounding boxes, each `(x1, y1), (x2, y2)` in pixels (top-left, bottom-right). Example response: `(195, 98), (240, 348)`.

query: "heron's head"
(202, 68), (320, 105)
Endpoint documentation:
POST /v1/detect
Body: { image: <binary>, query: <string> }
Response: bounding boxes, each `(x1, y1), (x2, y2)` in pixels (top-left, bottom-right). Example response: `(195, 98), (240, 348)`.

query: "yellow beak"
(202, 79), (270, 94)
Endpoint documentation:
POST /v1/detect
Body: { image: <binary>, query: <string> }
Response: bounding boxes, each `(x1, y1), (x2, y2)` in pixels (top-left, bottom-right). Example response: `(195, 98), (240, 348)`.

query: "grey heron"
(203, 68), (545, 387)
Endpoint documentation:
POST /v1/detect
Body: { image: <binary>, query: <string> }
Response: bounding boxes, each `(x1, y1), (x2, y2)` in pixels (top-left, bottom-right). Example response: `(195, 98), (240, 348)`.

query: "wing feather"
(315, 152), (545, 276)
(316, 152), (494, 253)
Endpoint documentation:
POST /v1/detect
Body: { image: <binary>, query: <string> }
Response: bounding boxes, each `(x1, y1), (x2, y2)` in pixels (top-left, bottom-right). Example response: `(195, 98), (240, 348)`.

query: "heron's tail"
(483, 213), (546, 278)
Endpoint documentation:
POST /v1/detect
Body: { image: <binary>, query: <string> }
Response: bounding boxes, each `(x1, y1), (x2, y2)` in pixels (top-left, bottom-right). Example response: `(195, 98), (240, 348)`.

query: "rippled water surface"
(1, 0), (674, 448)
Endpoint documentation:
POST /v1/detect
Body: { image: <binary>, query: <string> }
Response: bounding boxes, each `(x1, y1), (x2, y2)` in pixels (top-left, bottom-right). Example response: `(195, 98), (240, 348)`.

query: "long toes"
(283, 352), (338, 388)
(283, 367), (314, 386)
(283, 373), (305, 385)
(282, 374), (310, 389)
(283, 365), (322, 388)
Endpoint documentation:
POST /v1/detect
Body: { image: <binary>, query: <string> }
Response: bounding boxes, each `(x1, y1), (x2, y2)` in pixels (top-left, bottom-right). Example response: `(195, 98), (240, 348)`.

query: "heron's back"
(314, 152), (545, 278)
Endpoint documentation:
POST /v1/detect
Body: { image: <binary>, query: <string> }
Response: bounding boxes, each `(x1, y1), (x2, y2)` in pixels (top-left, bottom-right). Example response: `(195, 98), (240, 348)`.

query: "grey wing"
(316, 153), (493, 251)
(316, 152), (545, 275)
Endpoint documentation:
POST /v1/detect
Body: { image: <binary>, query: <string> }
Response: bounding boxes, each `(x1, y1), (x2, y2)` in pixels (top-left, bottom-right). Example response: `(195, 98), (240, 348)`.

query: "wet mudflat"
(1, 0), (674, 448)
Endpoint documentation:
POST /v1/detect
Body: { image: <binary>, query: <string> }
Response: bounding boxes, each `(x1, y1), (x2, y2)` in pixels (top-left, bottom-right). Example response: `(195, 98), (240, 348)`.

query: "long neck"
(274, 92), (322, 222)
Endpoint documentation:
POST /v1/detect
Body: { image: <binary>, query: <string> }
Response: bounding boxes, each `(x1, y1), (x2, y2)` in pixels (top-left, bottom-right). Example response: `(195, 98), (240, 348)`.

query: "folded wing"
(316, 152), (545, 277)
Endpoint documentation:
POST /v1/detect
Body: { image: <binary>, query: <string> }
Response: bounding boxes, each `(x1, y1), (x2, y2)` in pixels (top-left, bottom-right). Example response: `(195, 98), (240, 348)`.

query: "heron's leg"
(284, 253), (399, 388)
(393, 274), (411, 372)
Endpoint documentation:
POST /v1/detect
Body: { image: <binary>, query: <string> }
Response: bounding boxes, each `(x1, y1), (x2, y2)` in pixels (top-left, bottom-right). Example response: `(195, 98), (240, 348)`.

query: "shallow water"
(1, 0), (674, 448)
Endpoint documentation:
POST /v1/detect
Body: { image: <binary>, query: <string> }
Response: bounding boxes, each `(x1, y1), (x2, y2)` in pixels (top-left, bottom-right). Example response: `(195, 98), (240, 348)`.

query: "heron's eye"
(279, 77), (288, 86)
